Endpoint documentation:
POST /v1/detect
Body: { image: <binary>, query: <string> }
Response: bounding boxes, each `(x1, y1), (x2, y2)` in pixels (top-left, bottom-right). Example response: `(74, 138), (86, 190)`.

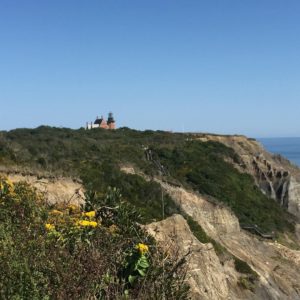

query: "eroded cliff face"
(196, 135), (300, 221)
(0, 170), (85, 205)
(146, 215), (231, 300)
(288, 177), (300, 220)
(157, 181), (300, 300)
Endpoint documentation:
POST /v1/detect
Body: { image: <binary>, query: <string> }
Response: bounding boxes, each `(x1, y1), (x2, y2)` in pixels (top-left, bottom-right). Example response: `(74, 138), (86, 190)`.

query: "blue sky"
(0, 1), (300, 137)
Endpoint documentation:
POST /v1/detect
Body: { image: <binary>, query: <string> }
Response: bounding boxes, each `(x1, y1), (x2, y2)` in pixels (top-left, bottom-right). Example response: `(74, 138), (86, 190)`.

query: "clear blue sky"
(0, 1), (300, 137)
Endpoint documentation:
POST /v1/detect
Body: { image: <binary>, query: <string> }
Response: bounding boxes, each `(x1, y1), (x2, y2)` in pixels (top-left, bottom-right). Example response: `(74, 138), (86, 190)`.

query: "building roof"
(94, 116), (105, 125)
(94, 118), (102, 125)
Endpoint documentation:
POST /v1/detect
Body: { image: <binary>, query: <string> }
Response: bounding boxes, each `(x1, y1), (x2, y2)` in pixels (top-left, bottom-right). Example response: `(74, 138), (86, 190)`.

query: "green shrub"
(234, 256), (258, 291)
(238, 277), (256, 292)
(81, 162), (181, 224)
(185, 215), (226, 256)
(234, 257), (256, 276)
(0, 177), (189, 299)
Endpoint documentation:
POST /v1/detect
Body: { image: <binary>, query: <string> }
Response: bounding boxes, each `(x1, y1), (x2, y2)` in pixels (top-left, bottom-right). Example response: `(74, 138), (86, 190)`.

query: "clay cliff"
(154, 181), (300, 299)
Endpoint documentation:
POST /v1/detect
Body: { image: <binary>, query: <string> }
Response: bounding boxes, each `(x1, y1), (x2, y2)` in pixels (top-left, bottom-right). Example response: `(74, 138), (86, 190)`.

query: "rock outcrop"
(146, 215), (230, 300)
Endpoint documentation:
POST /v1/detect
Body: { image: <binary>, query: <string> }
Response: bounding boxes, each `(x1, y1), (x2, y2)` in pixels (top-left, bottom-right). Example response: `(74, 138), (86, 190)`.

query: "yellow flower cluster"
(75, 211), (98, 228)
(82, 211), (96, 218)
(136, 243), (149, 255)
(76, 220), (98, 228)
(44, 203), (98, 236)
(45, 223), (55, 231)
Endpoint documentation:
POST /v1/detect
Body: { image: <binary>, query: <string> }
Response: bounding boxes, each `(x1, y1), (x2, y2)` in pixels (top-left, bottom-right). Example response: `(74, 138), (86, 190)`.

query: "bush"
(234, 256), (258, 292)
(234, 257), (258, 277)
(81, 162), (181, 224)
(0, 177), (189, 299)
(185, 215), (226, 256)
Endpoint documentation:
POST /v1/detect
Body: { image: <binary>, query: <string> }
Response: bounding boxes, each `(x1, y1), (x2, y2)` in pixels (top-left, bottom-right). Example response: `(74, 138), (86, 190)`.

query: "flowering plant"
(123, 243), (150, 286)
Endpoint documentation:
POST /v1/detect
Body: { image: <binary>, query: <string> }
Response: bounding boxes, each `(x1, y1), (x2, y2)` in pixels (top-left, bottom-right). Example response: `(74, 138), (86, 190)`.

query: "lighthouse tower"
(107, 112), (116, 129)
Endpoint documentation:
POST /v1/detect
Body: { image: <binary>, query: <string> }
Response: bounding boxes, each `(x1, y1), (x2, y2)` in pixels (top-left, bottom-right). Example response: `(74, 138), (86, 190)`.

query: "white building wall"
(86, 123), (100, 130)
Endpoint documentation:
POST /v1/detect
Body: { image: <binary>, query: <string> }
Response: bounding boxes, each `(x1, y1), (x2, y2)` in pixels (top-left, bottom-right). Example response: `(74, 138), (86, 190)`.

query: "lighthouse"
(107, 112), (116, 130)
(86, 112), (116, 130)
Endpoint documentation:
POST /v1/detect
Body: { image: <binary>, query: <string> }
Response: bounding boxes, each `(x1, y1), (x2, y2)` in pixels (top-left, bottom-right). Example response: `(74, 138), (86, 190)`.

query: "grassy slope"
(0, 126), (294, 232)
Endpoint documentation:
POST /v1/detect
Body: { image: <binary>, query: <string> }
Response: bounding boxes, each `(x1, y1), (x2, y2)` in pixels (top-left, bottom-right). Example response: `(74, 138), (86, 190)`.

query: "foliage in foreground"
(0, 177), (188, 299)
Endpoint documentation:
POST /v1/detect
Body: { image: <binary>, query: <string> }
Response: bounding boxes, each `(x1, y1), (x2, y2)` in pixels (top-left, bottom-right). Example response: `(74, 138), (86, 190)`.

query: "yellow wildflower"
(136, 243), (149, 255)
(76, 220), (98, 228)
(45, 223), (55, 231)
(82, 211), (96, 218)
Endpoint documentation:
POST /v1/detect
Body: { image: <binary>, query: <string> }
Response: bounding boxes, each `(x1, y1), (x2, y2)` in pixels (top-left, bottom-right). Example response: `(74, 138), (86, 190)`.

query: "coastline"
(258, 137), (300, 167)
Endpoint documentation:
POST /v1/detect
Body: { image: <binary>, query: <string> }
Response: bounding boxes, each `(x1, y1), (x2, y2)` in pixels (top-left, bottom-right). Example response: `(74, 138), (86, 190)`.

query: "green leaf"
(138, 256), (149, 269)
(137, 268), (146, 277)
(128, 275), (137, 285)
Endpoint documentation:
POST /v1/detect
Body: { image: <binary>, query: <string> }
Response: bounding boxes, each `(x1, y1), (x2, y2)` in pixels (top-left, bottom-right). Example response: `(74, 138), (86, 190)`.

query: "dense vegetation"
(0, 177), (188, 299)
(151, 141), (294, 233)
(0, 126), (294, 233)
(0, 126), (184, 176)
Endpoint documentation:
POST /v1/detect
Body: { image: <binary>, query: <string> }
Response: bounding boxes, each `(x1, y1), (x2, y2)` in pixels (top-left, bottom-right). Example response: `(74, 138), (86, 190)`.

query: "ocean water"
(258, 138), (300, 167)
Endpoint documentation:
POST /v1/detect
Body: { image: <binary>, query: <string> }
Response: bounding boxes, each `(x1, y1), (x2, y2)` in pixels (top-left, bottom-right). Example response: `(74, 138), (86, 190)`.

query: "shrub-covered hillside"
(0, 177), (188, 299)
(0, 126), (295, 233)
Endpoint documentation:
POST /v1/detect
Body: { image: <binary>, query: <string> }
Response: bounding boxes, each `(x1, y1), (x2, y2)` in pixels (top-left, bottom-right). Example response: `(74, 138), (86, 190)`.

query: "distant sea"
(258, 138), (300, 167)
